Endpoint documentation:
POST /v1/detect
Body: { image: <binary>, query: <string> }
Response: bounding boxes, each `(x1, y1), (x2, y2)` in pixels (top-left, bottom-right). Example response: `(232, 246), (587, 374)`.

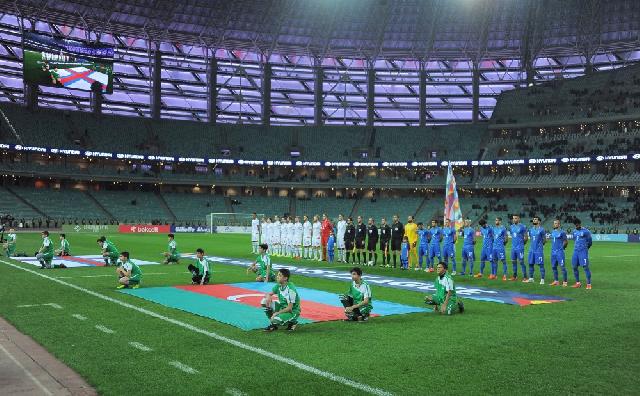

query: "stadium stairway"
(155, 192), (177, 222)
(84, 191), (115, 220)
(5, 186), (46, 218)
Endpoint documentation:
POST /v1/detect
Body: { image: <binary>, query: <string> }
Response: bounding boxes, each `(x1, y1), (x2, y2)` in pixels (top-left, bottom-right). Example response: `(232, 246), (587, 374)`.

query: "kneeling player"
(425, 262), (464, 315)
(262, 269), (301, 332)
(247, 243), (276, 282)
(187, 248), (211, 285)
(339, 267), (373, 321)
(37, 231), (64, 268)
(116, 252), (142, 289)
(3, 228), (16, 257)
(97, 236), (119, 266)
(162, 233), (180, 265)
(55, 233), (70, 256)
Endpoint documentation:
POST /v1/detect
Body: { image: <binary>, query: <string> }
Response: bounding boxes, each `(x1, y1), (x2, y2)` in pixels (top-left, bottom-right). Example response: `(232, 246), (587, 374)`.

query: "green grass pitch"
(1, 232), (639, 395)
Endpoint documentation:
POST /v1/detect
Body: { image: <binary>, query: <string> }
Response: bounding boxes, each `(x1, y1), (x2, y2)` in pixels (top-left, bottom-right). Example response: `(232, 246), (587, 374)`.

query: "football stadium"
(0, 0), (639, 394)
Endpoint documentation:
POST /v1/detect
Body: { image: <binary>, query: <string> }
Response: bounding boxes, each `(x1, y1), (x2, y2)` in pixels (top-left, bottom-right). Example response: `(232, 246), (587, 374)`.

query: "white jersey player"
(336, 214), (347, 262)
(312, 215), (321, 261)
(283, 217), (292, 257)
(272, 216), (282, 256)
(302, 215), (312, 259)
(264, 217), (272, 249)
(260, 217), (267, 244)
(293, 216), (303, 259)
(251, 213), (260, 254)
(287, 217), (295, 257)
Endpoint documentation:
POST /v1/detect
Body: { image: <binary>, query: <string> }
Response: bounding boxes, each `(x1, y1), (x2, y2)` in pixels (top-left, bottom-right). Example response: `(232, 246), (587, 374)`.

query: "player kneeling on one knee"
(262, 269), (301, 332)
(425, 262), (464, 315)
(247, 243), (276, 282)
(116, 252), (142, 289)
(187, 248), (211, 285)
(339, 267), (373, 322)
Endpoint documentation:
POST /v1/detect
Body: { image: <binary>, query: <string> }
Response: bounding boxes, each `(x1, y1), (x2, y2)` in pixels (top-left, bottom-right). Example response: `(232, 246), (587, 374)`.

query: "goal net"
(206, 212), (264, 233)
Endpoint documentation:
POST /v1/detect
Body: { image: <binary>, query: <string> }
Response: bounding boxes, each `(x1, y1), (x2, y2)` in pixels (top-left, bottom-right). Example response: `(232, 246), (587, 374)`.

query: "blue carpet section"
(231, 282), (431, 315)
(120, 286), (311, 331)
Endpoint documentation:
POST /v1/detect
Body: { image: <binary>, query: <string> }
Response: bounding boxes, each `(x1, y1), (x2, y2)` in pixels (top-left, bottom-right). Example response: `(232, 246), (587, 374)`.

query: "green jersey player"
(36, 231), (57, 269)
(263, 269), (301, 332)
(187, 248), (211, 285)
(339, 267), (373, 321)
(116, 251), (142, 289)
(425, 262), (464, 315)
(247, 243), (276, 282)
(97, 236), (119, 266)
(55, 233), (70, 256)
(3, 228), (16, 257)
(163, 233), (180, 264)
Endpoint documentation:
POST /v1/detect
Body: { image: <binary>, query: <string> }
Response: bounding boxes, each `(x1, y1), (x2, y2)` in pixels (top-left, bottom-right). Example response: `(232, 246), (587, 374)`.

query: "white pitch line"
(601, 254), (639, 258)
(72, 314), (88, 321)
(45, 303), (62, 309)
(168, 360), (198, 374)
(0, 343), (53, 396)
(225, 387), (247, 396)
(94, 325), (115, 334)
(128, 342), (153, 352)
(0, 259), (393, 396)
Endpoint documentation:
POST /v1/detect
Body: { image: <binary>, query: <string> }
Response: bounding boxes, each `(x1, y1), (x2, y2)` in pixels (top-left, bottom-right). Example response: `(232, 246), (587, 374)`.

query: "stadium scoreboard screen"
(22, 32), (114, 93)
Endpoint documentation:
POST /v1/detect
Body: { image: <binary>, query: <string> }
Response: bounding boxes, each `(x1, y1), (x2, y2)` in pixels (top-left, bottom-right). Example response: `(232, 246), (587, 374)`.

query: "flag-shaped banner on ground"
(444, 163), (463, 230)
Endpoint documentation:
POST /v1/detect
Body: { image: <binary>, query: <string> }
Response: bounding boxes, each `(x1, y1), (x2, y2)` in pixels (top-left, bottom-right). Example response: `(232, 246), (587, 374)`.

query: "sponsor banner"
(62, 224), (119, 233)
(213, 225), (251, 234)
(628, 234), (640, 243)
(182, 254), (568, 306)
(118, 224), (171, 234)
(591, 234), (628, 242)
(171, 225), (211, 233)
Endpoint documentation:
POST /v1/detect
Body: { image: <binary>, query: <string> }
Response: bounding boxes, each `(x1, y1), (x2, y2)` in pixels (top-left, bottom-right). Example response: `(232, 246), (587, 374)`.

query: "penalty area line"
(0, 259), (392, 396)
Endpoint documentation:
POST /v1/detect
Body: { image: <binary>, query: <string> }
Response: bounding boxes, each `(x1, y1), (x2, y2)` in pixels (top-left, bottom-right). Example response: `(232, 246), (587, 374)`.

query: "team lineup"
(2, 211), (594, 332)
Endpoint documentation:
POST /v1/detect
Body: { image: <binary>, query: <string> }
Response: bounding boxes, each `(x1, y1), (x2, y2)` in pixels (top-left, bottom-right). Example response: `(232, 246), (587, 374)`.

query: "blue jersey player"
(526, 216), (546, 284)
(417, 223), (429, 270)
(327, 232), (336, 263)
(509, 215), (528, 280)
(400, 236), (410, 270)
(492, 217), (508, 280)
(441, 219), (457, 274)
(571, 219), (593, 289)
(474, 219), (494, 278)
(549, 219), (568, 286)
(427, 219), (442, 272)
(460, 219), (475, 276)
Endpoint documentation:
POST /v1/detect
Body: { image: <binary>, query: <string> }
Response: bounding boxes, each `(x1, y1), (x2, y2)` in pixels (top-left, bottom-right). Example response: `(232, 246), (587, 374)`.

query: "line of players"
(251, 213), (594, 289)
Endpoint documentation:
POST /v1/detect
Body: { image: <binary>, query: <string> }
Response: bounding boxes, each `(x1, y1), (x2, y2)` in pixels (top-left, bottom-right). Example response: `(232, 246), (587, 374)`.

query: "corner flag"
(444, 163), (463, 230)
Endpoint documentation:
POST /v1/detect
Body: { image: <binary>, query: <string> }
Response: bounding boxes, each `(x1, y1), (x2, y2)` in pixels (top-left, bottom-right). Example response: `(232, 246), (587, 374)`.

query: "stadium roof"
(1, 0), (640, 125)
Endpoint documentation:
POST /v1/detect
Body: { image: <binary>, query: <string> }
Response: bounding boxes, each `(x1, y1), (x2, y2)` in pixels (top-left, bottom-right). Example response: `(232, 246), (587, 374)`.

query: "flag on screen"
(444, 163), (463, 230)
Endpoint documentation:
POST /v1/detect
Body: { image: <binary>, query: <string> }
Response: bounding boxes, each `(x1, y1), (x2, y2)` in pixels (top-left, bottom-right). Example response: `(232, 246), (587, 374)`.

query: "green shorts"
(129, 274), (142, 284)
(271, 311), (300, 325)
(167, 254), (180, 263)
(6, 247), (16, 257)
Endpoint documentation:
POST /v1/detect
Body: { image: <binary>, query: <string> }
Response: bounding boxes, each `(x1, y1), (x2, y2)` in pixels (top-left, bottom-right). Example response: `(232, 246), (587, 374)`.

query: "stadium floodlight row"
(1, 143), (638, 168)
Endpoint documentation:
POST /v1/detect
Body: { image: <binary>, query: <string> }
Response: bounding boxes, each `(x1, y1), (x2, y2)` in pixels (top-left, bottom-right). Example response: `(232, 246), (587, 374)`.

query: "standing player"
(366, 218), (379, 266)
(293, 216), (303, 259)
(417, 222), (429, 271)
(404, 216), (418, 270)
(550, 219), (568, 286)
(272, 215), (282, 256)
(116, 252), (142, 289)
(427, 219), (442, 272)
(491, 217), (508, 280)
(400, 236), (410, 270)
(379, 217), (391, 267)
(571, 219), (593, 289)
(474, 219), (493, 278)
(327, 231), (336, 263)
(442, 219), (458, 275)
(280, 217), (288, 257)
(509, 215), (528, 281)
(336, 214), (347, 262)
(162, 233), (179, 265)
(389, 215), (404, 269)
(344, 217), (356, 263)
(260, 216), (268, 244)
(55, 233), (70, 256)
(354, 216), (367, 265)
(312, 215), (322, 260)
(263, 217), (272, 255)
(251, 212), (260, 254)
(36, 230), (55, 269)
(188, 248), (211, 285)
(302, 215), (312, 259)
(3, 227), (16, 257)
(97, 236), (119, 266)
(262, 268), (301, 332)
(526, 216), (546, 284)
(285, 216), (294, 257)
(321, 213), (333, 261)
(339, 267), (373, 322)
(460, 219), (475, 276)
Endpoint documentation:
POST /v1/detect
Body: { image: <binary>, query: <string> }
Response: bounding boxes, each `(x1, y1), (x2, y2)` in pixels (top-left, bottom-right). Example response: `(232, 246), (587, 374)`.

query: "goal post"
(206, 212), (264, 233)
